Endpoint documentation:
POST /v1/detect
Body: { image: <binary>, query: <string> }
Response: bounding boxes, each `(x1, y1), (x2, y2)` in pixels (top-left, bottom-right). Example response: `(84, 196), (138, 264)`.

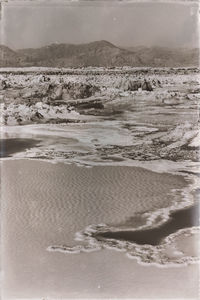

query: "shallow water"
(2, 159), (195, 298)
(95, 203), (199, 246)
(0, 138), (40, 157)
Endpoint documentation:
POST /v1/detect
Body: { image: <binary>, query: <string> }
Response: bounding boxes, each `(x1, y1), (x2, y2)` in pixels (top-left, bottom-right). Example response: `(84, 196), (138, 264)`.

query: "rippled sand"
(2, 159), (199, 299)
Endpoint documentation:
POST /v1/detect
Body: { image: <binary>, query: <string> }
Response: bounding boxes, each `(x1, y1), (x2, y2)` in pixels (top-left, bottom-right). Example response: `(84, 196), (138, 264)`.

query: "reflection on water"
(95, 203), (199, 246)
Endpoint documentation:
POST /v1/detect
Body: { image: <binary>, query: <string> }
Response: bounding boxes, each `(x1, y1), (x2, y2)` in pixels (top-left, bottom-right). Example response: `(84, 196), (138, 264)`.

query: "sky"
(1, 0), (199, 49)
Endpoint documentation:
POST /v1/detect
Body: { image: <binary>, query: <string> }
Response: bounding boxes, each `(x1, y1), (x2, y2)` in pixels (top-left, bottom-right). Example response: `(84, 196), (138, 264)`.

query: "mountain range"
(0, 40), (199, 68)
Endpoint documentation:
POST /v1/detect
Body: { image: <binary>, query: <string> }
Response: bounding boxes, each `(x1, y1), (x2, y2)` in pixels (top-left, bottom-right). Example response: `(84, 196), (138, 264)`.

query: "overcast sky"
(1, 1), (199, 49)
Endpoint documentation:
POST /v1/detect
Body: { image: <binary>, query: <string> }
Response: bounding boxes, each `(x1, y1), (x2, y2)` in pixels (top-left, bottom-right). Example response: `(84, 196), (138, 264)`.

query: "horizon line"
(1, 40), (199, 51)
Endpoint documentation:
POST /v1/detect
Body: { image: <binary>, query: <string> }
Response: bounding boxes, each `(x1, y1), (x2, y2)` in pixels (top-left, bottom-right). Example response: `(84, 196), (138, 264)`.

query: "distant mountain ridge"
(0, 40), (199, 68)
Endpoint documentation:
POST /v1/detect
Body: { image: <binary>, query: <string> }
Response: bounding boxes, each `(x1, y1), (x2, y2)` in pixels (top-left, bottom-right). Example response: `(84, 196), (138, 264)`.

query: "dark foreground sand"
(1, 159), (199, 299)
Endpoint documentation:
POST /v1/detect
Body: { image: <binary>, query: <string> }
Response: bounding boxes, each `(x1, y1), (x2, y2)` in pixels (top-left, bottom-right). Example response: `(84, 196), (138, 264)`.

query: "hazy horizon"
(1, 39), (200, 51)
(1, 1), (199, 50)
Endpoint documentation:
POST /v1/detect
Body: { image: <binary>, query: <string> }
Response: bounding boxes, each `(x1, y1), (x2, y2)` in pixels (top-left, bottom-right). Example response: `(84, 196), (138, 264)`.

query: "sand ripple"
(3, 160), (187, 242)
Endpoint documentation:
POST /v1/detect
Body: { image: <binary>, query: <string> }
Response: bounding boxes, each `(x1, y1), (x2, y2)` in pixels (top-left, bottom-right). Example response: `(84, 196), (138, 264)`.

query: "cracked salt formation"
(1, 68), (199, 164)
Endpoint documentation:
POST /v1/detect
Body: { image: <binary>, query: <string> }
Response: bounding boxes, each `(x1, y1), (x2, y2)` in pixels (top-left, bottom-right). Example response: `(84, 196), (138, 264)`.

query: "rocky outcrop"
(21, 84), (50, 100)
(0, 79), (9, 90)
(2, 79), (101, 107)
(141, 80), (153, 91)
(48, 82), (100, 101)
(1, 70), (198, 127)
(65, 82), (100, 99)
(1, 102), (80, 125)
(117, 78), (156, 91)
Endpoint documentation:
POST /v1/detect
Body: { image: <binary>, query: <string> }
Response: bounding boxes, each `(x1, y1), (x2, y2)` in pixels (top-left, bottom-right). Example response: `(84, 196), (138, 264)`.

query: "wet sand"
(0, 138), (40, 157)
(1, 159), (199, 299)
(3, 249), (199, 299)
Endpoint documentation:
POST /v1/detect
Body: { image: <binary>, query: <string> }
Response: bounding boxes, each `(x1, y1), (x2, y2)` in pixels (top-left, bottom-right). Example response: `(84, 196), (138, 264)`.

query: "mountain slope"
(0, 41), (199, 68)
(0, 45), (23, 67)
(17, 40), (140, 67)
(126, 46), (199, 67)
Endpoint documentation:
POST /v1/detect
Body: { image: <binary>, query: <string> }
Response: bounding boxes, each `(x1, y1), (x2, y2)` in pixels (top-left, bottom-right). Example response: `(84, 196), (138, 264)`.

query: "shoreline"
(0, 138), (41, 158)
(2, 158), (199, 298)
(2, 159), (198, 249)
(95, 202), (199, 246)
(1, 154), (198, 224)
